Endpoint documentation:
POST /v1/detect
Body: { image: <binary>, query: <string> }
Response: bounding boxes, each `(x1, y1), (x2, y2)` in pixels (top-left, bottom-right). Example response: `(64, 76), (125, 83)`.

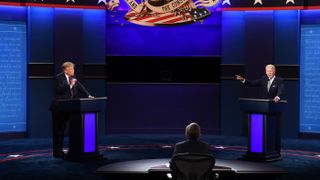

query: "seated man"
(170, 122), (214, 180)
(172, 122), (211, 155)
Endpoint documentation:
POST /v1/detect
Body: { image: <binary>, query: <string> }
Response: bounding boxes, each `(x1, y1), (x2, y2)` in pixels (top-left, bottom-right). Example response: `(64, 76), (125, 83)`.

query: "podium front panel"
(84, 113), (96, 153)
(250, 114), (263, 153)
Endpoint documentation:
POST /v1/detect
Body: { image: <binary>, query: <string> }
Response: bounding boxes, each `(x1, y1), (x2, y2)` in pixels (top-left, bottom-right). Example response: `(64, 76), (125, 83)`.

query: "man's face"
(64, 66), (75, 77)
(265, 67), (275, 79)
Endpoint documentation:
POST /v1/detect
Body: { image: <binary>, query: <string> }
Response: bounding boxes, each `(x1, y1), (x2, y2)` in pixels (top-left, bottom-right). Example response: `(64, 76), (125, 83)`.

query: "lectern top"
(56, 97), (107, 112)
(79, 97), (108, 101)
(239, 98), (286, 113)
(57, 97), (108, 102)
(239, 98), (287, 103)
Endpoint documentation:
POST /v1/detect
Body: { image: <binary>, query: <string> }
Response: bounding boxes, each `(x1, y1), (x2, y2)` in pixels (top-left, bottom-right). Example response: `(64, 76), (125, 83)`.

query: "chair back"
(170, 153), (215, 180)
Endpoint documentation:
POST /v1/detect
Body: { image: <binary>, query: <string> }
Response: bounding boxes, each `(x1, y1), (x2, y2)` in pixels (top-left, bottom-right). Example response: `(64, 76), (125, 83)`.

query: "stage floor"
(1, 134), (319, 179)
(96, 158), (287, 180)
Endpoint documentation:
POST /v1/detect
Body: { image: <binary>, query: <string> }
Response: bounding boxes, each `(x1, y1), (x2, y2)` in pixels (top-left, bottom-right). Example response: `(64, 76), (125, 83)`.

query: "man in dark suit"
(172, 122), (211, 155)
(50, 61), (93, 158)
(235, 64), (284, 103)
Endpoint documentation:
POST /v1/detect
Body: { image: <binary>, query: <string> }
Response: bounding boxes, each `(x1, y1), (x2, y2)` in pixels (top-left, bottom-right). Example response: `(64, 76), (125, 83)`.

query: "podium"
(57, 97), (107, 160)
(239, 98), (287, 162)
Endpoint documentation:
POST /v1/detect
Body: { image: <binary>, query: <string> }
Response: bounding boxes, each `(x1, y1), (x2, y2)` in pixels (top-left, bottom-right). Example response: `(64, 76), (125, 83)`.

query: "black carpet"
(0, 134), (320, 179)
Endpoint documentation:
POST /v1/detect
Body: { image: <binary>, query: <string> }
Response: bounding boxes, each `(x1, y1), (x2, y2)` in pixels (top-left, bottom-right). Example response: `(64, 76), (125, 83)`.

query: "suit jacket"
(50, 72), (90, 111)
(244, 75), (284, 99)
(173, 139), (211, 155)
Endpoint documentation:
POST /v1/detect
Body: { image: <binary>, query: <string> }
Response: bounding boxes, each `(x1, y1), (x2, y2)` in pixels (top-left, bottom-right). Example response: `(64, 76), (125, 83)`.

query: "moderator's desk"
(96, 158), (287, 180)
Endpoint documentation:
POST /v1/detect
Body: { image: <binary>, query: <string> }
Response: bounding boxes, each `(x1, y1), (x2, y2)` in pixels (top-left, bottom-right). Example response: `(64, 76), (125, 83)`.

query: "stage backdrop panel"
(300, 24), (320, 133)
(0, 21), (27, 133)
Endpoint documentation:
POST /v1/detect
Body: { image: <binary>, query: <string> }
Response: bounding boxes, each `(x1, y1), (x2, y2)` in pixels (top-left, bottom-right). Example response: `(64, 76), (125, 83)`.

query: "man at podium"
(49, 61), (93, 158)
(235, 64), (284, 103)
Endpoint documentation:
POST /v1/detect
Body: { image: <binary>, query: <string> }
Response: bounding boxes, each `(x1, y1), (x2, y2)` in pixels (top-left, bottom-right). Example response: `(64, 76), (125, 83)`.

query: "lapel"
(271, 79), (276, 87)
(271, 77), (277, 87)
(62, 73), (69, 85)
(268, 77), (277, 93)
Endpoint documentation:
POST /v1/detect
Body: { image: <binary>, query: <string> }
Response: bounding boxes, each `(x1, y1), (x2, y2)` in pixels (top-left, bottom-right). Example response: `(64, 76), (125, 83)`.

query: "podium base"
(65, 152), (104, 161)
(241, 152), (282, 162)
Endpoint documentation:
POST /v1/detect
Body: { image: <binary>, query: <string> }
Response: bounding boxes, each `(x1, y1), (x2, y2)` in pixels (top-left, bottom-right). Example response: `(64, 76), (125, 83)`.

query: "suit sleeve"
(55, 76), (70, 96)
(276, 78), (284, 98)
(172, 144), (180, 155)
(244, 78), (262, 87)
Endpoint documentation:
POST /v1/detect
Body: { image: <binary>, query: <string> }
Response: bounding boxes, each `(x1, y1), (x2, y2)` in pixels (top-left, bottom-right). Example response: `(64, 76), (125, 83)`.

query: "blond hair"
(61, 61), (75, 70)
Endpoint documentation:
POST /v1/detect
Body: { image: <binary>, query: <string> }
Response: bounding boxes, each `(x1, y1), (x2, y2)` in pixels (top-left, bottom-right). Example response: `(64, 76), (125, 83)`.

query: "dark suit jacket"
(173, 139), (211, 155)
(244, 75), (284, 99)
(50, 72), (90, 111)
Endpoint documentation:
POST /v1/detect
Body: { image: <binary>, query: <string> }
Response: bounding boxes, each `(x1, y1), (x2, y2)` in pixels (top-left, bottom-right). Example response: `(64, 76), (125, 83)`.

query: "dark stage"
(0, 134), (320, 179)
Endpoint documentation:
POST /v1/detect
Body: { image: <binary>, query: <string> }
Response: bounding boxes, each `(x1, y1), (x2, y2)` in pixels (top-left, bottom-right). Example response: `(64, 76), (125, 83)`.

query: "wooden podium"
(239, 98), (287, 162)
(57, 97), (107, 161)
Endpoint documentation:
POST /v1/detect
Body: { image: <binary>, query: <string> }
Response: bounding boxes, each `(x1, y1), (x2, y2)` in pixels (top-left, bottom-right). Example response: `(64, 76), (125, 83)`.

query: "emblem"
(106, 0), (219, 26)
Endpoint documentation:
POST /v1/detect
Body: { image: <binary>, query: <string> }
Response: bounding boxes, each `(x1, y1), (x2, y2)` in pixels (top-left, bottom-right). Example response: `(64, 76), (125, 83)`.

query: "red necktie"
(69, 77), (74, 98)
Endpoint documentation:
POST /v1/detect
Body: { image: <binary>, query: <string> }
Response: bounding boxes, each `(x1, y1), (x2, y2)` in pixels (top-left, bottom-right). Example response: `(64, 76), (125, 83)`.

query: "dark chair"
(170, 153), (216, 180)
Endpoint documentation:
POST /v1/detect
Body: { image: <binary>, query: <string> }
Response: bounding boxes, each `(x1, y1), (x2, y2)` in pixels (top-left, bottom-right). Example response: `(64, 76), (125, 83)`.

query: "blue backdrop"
(0, 20), (27, 133)
(300, 24), (320, 133)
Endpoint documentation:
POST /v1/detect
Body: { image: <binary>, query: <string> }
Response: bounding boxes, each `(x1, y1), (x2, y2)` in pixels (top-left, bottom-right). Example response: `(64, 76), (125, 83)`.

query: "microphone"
(70, 75), (92, 97)
(77, 81), (91, 97)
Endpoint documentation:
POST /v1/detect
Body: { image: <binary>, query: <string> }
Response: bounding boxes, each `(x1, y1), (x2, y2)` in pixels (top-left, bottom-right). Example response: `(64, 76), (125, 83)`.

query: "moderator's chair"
(170, 153), (216, 180)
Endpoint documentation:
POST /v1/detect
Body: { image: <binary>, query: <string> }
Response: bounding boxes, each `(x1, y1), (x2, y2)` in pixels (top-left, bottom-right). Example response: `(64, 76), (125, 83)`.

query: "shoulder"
(175, 140), (187, 147)
(199, 140), (210, 147)
(275, 76), (284, 83)
(56, 72), (65, 79)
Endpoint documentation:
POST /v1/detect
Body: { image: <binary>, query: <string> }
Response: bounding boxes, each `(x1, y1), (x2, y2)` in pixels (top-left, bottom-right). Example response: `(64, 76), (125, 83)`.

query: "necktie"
(68, 76), (74, 98)
(267, 80), (272, 92)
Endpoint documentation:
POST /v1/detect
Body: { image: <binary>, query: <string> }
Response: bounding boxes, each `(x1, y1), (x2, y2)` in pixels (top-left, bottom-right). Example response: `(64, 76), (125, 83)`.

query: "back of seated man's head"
(185, 122), (201, 140)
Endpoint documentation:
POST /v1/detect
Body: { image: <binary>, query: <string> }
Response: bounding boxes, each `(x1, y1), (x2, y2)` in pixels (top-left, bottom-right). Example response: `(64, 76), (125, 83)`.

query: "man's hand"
(274, 96), (280, 103)
(235, 75), (245, 81)
(88, 95), (95, 98)
(70, 78), (77, 86)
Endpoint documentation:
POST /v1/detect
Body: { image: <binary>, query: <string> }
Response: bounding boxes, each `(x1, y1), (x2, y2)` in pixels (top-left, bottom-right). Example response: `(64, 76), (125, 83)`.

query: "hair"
(61, 61), (75, 70)
(265, 64), (275, 71)
(185, 122), (201, 140)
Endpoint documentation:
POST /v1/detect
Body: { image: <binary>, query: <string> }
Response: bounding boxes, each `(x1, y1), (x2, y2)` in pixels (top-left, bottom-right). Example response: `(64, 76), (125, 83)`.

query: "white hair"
(265, 64), (275, 71)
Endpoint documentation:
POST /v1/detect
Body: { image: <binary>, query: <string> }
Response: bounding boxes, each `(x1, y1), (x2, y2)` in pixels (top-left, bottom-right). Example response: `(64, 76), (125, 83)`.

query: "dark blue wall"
(220, 11), (245, 136)
(274, 11), (300, 65)
(106, 83), (220, 134)
(274, 11), (300, 138)
(28, 7), (54, 63)
(221, 11), (245, 65)
(0, 6), (26, 21)
(28, 7), (54, 138)
(28, 79), (54, 137)
(83, 10), (106, 64)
